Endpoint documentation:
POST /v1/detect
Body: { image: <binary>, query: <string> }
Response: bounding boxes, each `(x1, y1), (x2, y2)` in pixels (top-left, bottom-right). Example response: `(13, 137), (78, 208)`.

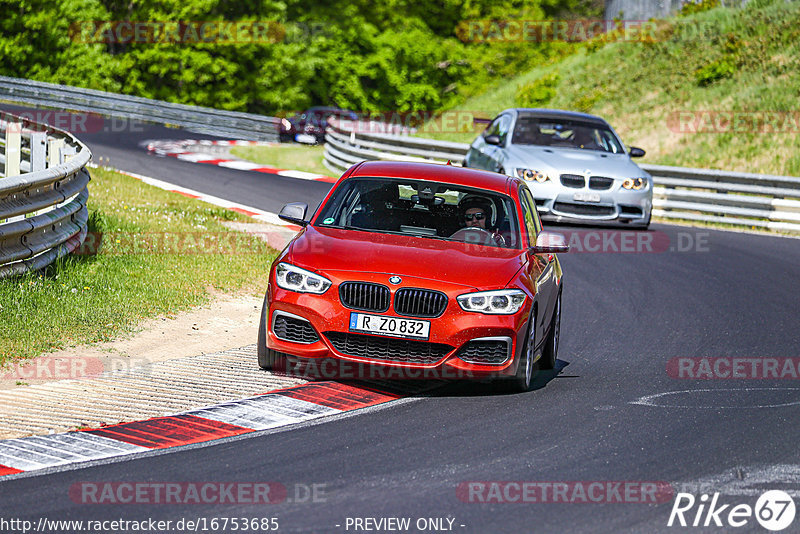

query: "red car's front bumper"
(265, 283), (532, 381)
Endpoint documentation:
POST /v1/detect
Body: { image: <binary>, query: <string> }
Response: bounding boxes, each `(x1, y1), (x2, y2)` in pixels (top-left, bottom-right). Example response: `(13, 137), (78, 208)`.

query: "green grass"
(0, 167), (278, 363)
(422, 0), (800, 176)
(230, 144), (332, 176)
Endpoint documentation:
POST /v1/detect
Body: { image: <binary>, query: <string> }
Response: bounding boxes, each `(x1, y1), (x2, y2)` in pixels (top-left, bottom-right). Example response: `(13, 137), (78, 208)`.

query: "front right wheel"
(500, 311), (537, 393)
(540, 292), (561, 370)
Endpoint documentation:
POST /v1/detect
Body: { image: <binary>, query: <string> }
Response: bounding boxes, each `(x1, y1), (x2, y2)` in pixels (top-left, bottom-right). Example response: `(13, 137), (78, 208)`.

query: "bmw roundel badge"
(389, 276), (402, 284)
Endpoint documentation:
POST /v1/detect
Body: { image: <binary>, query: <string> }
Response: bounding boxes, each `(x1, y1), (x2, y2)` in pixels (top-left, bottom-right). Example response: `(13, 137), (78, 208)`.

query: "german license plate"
(573, 192), (601, 202)
(349, 312), (430, 339)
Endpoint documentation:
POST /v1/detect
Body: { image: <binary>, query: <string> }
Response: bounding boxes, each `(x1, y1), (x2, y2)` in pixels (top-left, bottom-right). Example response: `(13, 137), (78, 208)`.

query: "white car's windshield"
(512, 116), (625, 154)
(315, 177), (521, 249)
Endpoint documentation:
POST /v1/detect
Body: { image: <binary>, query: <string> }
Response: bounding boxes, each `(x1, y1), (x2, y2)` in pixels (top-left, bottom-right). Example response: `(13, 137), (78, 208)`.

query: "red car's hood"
(287, 226), (527, 290)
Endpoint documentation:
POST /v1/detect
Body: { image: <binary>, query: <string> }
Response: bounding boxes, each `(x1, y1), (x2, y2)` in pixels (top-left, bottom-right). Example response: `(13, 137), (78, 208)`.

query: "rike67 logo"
(668, 490), (796, 531)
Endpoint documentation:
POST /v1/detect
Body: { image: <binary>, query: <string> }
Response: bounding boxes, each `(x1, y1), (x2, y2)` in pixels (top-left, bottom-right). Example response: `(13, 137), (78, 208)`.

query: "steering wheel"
(450, 227), (496, 245)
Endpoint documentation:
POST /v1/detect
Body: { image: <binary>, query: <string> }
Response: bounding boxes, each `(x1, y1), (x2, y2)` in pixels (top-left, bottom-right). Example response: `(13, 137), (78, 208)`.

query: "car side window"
(521, 187), (543, 234)
(483, 117), (501, 138)
(518, 185), (541, 242)
(496, 115), (512, 145)
(483, 114), (512, 143)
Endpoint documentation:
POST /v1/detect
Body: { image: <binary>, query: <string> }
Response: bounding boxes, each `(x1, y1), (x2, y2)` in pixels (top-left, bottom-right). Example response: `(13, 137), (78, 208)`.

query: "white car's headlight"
(516, 168), (550, 183)
(457, 289), (527, 314)
(275, 263), (331, 294)
(622, 177), (647, 190)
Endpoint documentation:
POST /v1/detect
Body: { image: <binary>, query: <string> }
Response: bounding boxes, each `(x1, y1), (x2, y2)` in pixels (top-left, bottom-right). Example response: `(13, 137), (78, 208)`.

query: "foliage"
(680, 0), (721, 16)
(515, 73), (560, 107)
(421, 0), (800, 178)
(0, 0), (596, 115)
(695, 57), (736, 85)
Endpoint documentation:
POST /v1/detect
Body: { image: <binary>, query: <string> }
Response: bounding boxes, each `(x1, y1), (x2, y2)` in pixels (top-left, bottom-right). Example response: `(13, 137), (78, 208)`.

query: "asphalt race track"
(2, 105), (800, 533)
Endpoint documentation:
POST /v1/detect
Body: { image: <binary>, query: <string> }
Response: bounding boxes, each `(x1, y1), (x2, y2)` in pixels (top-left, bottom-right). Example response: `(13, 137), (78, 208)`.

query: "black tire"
(633, 210), (652, 230)
(257, 295), (288, 371)
(540, 292), (561, 370)
(498, 311), (537, 393)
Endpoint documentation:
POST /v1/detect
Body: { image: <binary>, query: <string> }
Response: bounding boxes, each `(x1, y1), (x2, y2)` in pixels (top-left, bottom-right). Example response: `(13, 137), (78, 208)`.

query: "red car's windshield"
(314, 177), (521, 249)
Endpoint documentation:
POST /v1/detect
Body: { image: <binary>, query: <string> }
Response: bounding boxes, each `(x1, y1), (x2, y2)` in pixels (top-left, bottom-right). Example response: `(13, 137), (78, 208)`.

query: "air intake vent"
(324, 331), (452, 364)
(553, 202), (615, 216)
(456, 339), (510, 365)
(273, 314), (319, 344)
(394, 288), (448, 318)
(619, 205), (644, 217)
(339, 282), (390, 312)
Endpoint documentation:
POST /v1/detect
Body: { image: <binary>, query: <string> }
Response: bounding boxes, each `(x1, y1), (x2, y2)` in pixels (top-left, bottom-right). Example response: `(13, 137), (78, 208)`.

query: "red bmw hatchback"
(258, 161), (568, 392)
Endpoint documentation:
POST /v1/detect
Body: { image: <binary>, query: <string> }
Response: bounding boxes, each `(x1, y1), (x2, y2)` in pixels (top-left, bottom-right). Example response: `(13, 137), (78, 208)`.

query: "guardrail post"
(48, 138), (65, 167)
(4, 122), (21, 177)
(30, 132), (47, 172)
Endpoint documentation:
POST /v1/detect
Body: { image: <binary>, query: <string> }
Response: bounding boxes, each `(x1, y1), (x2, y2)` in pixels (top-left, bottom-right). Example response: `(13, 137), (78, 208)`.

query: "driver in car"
(458, 196), (506, 246)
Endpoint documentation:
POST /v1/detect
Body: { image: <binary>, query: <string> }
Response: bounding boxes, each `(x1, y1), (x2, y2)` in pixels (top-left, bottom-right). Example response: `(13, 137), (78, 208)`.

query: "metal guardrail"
(323, 118), (800, 233)
(0, 76), (280, 142)
(0, 111), (91, 278)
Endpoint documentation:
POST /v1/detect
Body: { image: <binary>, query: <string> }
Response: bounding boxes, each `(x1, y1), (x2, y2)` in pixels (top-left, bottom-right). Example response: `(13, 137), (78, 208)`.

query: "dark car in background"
(279, 106), (358, 144)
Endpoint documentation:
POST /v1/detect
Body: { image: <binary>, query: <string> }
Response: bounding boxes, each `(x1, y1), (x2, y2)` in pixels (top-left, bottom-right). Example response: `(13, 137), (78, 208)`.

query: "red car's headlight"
(275, 263), (331, 294)
(456, 289), (526, 314)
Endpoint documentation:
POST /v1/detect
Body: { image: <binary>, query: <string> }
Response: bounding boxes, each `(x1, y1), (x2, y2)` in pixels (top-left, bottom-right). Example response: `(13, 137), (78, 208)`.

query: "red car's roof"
(348, 161), (515, 194)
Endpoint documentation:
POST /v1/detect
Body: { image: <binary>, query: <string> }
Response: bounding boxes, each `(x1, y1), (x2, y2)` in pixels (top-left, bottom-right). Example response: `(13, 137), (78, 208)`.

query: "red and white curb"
(0, 380), (432, 478)
(146, 139), (337, 183)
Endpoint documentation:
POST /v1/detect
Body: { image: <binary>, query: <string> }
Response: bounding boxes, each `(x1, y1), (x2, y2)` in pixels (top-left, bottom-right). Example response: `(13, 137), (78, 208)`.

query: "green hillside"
(426, 0), (800, 176)
(0, 0), (596, 115)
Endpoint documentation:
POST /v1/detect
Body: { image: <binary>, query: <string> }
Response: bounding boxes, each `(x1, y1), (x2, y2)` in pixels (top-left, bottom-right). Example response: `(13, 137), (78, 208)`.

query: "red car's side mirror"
(530, 231), (569, 254)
